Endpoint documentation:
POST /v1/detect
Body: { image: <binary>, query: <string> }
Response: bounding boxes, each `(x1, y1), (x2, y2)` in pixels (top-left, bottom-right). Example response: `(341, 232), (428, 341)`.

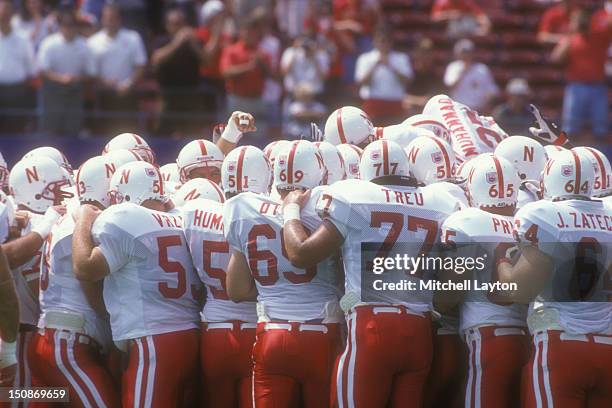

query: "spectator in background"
(37, 10), (95, 137)
(355, 29), (412, 126)
(552, 7), (611, 142)
(11, 0), (54, 51)
(444, 38), (499, 112)
(220, 13), (273, 146)
(403, 37), (445, 115)
(275, 0), (311, 40)
(88, 3), (146, 134)
(431, 0), (491, 38)
(152, 7), (204, 137)
(285, 81), (327, 140)
(280, 34), (330, 97)
(0, 0), (35, 133)
(492, 78), (534, 136)
(537, 0), (579, 45)
(197, 0), (234, 121)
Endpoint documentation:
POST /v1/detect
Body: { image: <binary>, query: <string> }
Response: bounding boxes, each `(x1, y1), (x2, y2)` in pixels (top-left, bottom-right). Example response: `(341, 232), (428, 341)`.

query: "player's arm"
(72, 204), (110, 282)
(2, 206), (64, 269)
(497, 245), (552, 303)
(0, 245), (18, 386)
(226, 250), (258, 302)
(215, 111), (256, 155)
(282, 190), (344, 269)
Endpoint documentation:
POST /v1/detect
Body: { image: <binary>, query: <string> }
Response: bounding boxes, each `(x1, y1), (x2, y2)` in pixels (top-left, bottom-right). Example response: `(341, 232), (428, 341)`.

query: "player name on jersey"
(553, 211), (612, 231)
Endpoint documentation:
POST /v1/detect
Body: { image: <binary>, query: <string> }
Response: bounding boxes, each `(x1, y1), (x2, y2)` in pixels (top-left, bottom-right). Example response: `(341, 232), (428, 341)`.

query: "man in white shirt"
(37, 10), (96, 137)
(355, 29), (413, 126)
(88, 3), (146, 133)
(0, 0), (35, 133)
(444, 38), (499, 112)
(281, 36), (330, 96)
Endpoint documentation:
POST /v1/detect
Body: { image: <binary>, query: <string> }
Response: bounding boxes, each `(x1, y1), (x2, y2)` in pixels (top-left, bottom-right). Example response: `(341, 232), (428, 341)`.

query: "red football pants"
(27, 328), (119, 408)
(0, 329), (33, 408)
(334, 305), (433, 408)
(522, 330), (612, 408)
(200, 321), (256, 408)
(252, 321), (342, 408)
(424, 330), (466, 408)
(123, 329), (199, 408)
(464, 326), (529, 408)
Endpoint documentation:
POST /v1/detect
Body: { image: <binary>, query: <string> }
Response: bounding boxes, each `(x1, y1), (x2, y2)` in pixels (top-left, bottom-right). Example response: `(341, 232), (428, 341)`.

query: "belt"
(203, 322), (257, 331)
(39, 327), (101, 350)
(465, 325), (527, 341)
(352, 304), (427, 318)
(260, 322), (333, 333)
(20, 323), (37, 332)
(538, 330), (612, 345)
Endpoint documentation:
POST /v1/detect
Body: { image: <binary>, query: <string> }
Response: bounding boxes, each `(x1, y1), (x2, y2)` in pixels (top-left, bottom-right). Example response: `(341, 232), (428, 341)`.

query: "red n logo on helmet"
(523, 146), (534, 162)
(105, 163), (116, 178)
(120, 169), (130, 184)
(25, 166), (39, 183)
(184, 189), (200, 201)
(407, 147), (419, 164)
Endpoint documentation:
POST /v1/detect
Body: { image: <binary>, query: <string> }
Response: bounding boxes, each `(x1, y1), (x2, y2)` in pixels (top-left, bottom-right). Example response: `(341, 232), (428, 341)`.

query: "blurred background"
(0, 0), (609, 165)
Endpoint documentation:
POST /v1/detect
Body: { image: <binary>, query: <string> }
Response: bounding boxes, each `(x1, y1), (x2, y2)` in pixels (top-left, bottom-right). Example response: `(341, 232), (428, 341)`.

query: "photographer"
(280, 35), (330, 97)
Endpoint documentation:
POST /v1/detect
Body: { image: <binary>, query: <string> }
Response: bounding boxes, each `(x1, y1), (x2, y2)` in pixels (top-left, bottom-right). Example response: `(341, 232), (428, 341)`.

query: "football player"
(28, 156), (119, 407)
(3, 157), (69, 394)
(380, 125), (436, 149)
(172, 178), (225, 208)
(405, 135), (468, 207)
(282, 139), (462, 407)
(571, 147), (611, 201)
(182, 145), (270, 407)
(314, 141), (346, 185)
(0, 151), (9, 194)
(72, 161), (202, 407)
(336, 144), (363, 180)
(423, 95), (507, 164)
(224, 140), (343, 408)
(324, 106), (375, 148)
(402, 113), (452, 144)
(0, 245), (18, 387)
(497, 150), (612, 407)
(440, 155), (529, 408)
(102, 132), (156, 164)
(495, 136), (547, 208)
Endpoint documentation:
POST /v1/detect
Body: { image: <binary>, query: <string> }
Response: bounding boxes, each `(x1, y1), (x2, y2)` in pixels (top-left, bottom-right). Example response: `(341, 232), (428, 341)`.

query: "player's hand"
(528, 104), (570, 147)
(75, 204), (101, 223)
(14, 210), (30, 229)
(283, 189), (311, 209)
(231, 111), (257, 133)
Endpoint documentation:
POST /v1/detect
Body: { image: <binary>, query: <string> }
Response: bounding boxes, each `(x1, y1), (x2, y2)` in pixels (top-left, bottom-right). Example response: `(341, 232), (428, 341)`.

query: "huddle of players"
(0, 93), (609, 408)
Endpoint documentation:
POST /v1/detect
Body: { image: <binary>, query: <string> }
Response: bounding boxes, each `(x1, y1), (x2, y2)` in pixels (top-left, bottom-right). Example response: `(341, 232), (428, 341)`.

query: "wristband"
(0, 340), (17, 369)
(221, 115), (243, 144)
(283, 204), (301, 224)
(31, 207), (61, 240)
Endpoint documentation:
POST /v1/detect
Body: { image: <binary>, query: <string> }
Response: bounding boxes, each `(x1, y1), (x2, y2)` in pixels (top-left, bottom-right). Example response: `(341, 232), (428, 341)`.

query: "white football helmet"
(494, 136), (547, 181)
(9, 157), (71, 213)
(275, 140), (325, 191)
(467, 155), (520, 209)
(176, 139), (224, 183)
(359, 140), (409, 182)
(324, 106), (374, 146)
(172, 178), (225, 207)
(160, 163), (181, 184)
(222, 145), (272, 196)
(571, 147), (611, 198)
(23, 146), (73, 175)
(405, 136), (456, 185)
(0, 189), (15, 227)
(0, 152), (8, 190)
(455, 153), (494, 182)
(381, 124), (436, 149)
(541, 150), (594, 201)
(314, 141), (345, 185)
(543, 145), (567, 160)
(337, 144), (363, 180)
(103, 148), (141, 168)
(108, 161), (164, 206)
(102, 133), (156, 164)
(75, 156), (114, 208)
(402, 114), (451, 144)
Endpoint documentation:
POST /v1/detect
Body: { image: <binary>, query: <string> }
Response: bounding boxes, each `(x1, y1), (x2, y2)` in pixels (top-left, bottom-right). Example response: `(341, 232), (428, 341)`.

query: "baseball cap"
(506, 78), (531, 96)
(453, 38), (474, 56)
(200, 0), (224, 24)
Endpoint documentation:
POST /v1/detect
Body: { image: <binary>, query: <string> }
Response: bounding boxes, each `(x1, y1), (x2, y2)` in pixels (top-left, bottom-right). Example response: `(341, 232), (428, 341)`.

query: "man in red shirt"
(220, 14), (273, 146)
(552, 7), (611, 141)
(537, 0), (580, 44)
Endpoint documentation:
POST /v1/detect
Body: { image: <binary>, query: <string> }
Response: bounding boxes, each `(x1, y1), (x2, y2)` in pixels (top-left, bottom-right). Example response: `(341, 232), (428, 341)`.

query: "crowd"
(0, 0), (609, 144)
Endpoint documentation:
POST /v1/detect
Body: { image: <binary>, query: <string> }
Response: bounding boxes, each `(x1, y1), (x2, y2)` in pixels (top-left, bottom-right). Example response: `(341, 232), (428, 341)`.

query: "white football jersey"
(181, 198), (257, 323)
(423, 181), (469, 209)
(0, 200), (11, 243)
(515, 199), (612, 335)
(517, 182), (540, 210)
(92, 203), (202, 341)
(12, 213), (44, 326)
(39, 210), (112, 346)
(318, 178), (461, 312)
(425, 96), (507, 163)
(224, 189), (342, 322)
(442, 207), (527, 332)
